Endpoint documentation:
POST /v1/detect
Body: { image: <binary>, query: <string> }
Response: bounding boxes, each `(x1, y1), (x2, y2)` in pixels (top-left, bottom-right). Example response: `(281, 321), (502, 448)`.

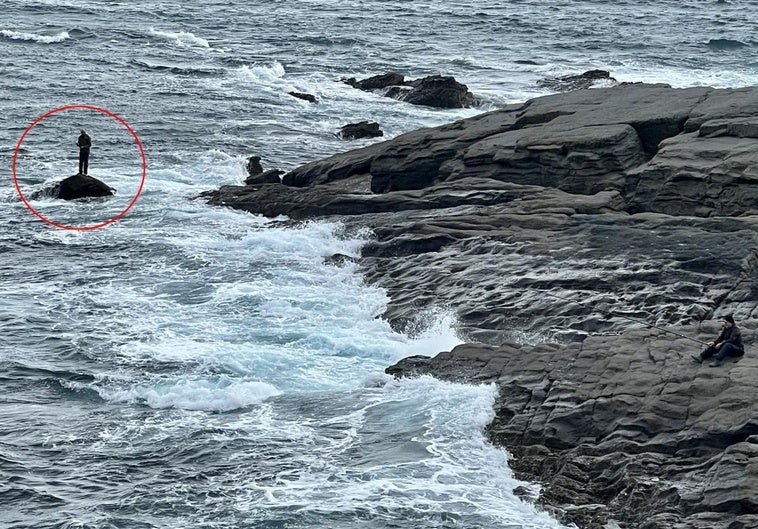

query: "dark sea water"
(1, 1), (756, 528)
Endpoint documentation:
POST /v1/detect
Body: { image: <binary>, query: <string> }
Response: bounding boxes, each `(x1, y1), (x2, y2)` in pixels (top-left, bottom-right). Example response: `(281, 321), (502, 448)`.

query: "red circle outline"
(12, 105), (147, 231)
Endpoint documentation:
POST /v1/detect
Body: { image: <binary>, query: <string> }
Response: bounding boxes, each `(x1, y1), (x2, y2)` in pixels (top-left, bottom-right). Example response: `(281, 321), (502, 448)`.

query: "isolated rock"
(52, 174), (114, 200)
(339, 121), (383, 140)
(288, 91), (317, 103)
(537, 69), (617, 92)
(343, 72), (476, 108)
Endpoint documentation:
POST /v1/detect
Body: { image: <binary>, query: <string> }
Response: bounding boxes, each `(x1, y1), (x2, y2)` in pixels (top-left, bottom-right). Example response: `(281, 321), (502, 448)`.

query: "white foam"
(0, 29), (70, 43)
(100, 377), (280, 412)
(148, 28), (210, 48)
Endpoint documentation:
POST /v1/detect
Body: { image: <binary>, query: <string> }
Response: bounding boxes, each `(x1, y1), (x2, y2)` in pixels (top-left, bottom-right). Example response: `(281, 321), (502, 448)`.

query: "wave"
(99, 377), (281, 412)
(707, 38), (749, 50)
(0, 29), (70, 44)
(131, 59), (221, 77)
(148, 28), (210, 48)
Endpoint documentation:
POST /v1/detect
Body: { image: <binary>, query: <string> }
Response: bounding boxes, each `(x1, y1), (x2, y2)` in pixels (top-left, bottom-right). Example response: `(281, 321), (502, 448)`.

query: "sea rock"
(537, 69), (618, 92)
(205, 83), (758, 528)
(52, 173), (114, 200)
(288, 91), (317, 103)
(391, 75), (475, 108)
(343, 72), (404, 90)
(339, 121), (383, 140)
(343, 72), (476, 108)
(246, 156), (263, 177)
(244, 169), (283, 186)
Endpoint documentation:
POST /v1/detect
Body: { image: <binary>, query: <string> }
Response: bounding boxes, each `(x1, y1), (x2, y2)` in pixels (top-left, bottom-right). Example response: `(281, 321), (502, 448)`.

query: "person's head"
(723, 315), (735, 327)
(80, 129), (86, 134)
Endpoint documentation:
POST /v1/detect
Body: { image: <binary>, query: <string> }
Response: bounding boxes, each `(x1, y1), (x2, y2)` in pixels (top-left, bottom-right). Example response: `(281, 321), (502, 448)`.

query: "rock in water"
(288, 91), (317, 103)
(339, 121), (384, 140)
(52, 174), (114, 200)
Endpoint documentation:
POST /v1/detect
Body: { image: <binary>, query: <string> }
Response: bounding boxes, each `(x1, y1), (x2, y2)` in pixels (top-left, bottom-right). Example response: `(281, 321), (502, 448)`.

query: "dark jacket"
(77, 133), (91, 150)
(716, 325), (743, 351)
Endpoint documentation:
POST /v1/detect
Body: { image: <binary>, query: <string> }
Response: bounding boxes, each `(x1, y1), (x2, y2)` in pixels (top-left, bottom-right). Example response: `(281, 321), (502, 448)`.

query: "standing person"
(692, 315), (745, 367)
(77, 129), (91, 175)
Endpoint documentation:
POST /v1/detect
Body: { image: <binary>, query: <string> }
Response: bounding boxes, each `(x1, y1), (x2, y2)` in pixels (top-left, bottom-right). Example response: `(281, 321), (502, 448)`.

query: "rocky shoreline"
(204, 84), (758, 528)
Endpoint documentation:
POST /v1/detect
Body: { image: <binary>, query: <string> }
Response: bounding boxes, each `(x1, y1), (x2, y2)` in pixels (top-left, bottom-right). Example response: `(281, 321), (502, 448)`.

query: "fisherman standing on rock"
(77, 129), (91, 176)
(692, 315), (744, 367)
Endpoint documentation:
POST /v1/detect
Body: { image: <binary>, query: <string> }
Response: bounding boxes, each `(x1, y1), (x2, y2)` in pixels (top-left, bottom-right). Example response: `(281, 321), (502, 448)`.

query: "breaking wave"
(0, 29), (70, 43)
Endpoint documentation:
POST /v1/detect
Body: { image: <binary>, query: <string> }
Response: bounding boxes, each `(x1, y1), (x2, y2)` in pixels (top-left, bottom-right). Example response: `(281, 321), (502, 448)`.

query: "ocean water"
(1, 1), (756, 528)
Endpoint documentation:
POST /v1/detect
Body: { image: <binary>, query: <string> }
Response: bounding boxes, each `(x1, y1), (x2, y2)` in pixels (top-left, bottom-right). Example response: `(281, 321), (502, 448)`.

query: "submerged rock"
(288, 91), (317, 103)
(52, 174), (114, 200)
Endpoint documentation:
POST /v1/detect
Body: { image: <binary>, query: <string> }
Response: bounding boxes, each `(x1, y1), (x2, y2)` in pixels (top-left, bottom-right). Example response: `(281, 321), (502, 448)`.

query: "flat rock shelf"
(204, 84), (758, 529)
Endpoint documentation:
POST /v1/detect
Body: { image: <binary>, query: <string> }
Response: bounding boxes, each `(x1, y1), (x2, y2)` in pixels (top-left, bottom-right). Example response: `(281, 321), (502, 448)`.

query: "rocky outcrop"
(537, 69), (618, 92)
(343, 72), (476, 108)
(339, 121), (383, 140)
(386, 324), (758, 529)
(244, 156), (283, 185)
(52, 173), (114, 200)
(204, 83), (758, 528)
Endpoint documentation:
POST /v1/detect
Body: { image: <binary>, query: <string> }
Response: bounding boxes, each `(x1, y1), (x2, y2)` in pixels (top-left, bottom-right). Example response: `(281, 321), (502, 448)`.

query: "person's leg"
(715, 343), (741, 361)
(82, 150), (89, 175)
(696, 346), (718, 362)
(78, 150), (84, 175)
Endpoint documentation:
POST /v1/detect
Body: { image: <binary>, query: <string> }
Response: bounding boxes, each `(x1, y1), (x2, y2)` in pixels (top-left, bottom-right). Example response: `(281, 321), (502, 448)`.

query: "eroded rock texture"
(205, 84), (758, 528)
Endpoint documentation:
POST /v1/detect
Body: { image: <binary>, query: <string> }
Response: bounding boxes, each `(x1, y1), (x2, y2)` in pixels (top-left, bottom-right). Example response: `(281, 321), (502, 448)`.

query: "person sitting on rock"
(77, 129), (92, 176)
(692, 315), (744, 367)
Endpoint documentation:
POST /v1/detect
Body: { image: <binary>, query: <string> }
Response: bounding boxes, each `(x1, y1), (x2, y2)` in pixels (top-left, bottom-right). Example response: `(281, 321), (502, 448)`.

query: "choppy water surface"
(1, 1), (756, 528)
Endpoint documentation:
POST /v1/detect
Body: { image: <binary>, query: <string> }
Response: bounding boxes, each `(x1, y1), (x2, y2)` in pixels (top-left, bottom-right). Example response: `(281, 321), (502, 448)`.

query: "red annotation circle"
(12, 104), (147, 231)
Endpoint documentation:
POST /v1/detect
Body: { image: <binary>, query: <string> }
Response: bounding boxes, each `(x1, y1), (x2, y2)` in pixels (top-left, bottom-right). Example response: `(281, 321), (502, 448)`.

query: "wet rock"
(244, 169), (283, 186)
(206, 83), (758, 528)
(339, 121), (384, 140)
(52, 173), (114, 200)
(392, 75), (475, 109)
(288, 91), (317, 103)
(343, 72), (405, 90)
(246, 156), (263, 177)
(537, 69), (617, 92)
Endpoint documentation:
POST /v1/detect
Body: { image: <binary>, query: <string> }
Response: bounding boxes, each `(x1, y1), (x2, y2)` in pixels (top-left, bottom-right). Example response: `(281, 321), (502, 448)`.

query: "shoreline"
(204, 83), (758, 529)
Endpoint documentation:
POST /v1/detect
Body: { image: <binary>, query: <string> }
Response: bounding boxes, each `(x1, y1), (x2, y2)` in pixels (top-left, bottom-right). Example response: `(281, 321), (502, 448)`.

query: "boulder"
(392, 75), (475, 108)
(338, 121), (383, 140)
(52, 174), (114, 200)
(342, 72), (404, 90)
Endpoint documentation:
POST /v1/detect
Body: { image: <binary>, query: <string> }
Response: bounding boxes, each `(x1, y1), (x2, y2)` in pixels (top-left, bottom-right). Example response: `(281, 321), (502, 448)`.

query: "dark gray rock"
(288, 91), (317, 103)
(52, 173), (114, 200)
(244, 169), (283, 186)
(393, 75), (475, 109)
(537, 69), (618, 92)
(343, 72), (405, 90)
(246, 156), (263, 177)
(339, 121), (384, 140)
(386, 324), (758, 529)
(205, 83), (758, 529)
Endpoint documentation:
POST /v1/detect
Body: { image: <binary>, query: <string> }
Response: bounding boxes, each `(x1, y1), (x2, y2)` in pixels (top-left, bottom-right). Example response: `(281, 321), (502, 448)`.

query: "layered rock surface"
(204, 84), (758, 528)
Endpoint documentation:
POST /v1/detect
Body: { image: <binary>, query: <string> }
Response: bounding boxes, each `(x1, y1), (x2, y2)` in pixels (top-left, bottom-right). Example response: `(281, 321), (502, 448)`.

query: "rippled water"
(1, 1), (756, 528)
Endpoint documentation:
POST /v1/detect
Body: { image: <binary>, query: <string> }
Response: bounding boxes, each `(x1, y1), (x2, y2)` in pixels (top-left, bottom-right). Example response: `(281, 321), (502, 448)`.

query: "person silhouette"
(77, 129), (91, 175)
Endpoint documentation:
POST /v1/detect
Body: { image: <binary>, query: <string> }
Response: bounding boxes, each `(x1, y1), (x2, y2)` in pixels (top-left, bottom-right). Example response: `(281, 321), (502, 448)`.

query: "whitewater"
(1, 1), (756, 528)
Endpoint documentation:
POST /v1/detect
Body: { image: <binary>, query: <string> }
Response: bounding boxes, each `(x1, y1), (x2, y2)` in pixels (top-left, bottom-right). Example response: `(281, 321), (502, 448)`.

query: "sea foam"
(0, 29), (70, 43)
